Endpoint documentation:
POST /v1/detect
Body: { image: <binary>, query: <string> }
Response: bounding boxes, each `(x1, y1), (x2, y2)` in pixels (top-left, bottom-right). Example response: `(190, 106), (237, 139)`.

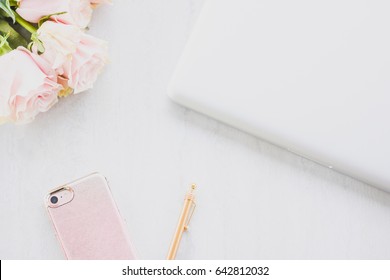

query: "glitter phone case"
(46, 173), (136, 259)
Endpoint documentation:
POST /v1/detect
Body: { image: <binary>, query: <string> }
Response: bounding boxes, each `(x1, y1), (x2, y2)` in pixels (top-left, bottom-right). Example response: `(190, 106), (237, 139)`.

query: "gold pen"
(167, 184), (197, 260)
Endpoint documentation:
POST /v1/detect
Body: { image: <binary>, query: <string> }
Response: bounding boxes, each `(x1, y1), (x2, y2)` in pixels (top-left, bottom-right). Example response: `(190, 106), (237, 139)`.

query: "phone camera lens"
(50, 196), (58, 204)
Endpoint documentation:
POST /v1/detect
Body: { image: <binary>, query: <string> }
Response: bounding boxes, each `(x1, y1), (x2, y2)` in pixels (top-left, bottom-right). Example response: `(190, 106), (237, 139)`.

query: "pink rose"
(36, 21), (108, 94)
(17, 0), (93, 28)
(0, 48), (62, 124)
(62, 34), (108, 93)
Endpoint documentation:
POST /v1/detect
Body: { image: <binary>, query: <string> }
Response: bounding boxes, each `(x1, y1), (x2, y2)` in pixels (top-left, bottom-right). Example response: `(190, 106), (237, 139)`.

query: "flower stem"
(14, 12), (37, 34)
(0, 19), (28, 48)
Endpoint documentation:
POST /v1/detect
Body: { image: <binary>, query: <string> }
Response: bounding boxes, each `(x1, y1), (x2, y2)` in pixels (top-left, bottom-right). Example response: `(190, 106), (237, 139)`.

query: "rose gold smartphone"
(45, 173), (136, 260)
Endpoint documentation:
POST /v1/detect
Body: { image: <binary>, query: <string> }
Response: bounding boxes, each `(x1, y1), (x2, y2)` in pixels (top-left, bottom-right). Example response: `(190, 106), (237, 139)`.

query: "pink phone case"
(46, 173), (136, 260)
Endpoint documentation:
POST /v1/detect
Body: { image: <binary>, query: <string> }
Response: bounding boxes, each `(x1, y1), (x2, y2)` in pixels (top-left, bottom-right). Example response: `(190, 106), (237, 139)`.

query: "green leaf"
(29, 32), (45, 54)
(0, 0), (15, 23)
(38, 11), (66, 27)
(0, 31), (12, 56)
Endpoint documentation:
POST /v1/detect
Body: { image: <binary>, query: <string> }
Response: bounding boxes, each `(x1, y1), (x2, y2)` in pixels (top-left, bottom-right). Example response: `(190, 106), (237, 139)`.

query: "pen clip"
(184, 200), (196, 231)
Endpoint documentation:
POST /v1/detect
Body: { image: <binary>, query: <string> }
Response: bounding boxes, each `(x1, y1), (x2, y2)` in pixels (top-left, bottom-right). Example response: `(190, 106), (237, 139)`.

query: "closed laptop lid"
(168, 0), (390, 191)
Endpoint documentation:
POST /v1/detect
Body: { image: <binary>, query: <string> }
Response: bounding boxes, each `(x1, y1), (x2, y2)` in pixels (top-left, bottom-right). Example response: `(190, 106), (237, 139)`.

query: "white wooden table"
(1, 0), (390, 259)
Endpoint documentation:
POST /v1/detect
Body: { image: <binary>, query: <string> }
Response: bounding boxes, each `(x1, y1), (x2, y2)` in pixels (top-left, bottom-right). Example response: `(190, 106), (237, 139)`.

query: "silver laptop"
(168, 0), (390, 191)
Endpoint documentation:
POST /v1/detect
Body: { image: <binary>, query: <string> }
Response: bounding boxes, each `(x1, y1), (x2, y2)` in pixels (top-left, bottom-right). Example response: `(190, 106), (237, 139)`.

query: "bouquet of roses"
(0, 0), (110, 125)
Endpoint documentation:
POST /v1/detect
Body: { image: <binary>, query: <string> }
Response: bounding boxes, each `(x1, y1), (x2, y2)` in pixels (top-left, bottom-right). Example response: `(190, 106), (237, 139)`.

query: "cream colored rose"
(35, 21), (108, 94)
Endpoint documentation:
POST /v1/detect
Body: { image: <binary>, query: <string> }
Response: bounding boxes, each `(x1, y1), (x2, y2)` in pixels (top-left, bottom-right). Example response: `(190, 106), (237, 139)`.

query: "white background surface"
(1, 0), (390, 259)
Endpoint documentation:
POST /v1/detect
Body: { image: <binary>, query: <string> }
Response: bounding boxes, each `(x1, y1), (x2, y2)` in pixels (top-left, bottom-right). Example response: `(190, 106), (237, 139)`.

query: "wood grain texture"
(1, 0), (390, 259)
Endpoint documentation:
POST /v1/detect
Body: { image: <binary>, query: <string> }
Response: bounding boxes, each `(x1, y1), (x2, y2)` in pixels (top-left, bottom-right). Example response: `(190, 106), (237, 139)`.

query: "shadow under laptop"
(168, 100), (390, 208)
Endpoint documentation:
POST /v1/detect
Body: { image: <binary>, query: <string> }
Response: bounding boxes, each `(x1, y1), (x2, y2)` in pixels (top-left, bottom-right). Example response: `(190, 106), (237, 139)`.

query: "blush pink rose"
(17, 0), (93, 28)
(0, 48), (62, 124)
(35, 21), (108, 94)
